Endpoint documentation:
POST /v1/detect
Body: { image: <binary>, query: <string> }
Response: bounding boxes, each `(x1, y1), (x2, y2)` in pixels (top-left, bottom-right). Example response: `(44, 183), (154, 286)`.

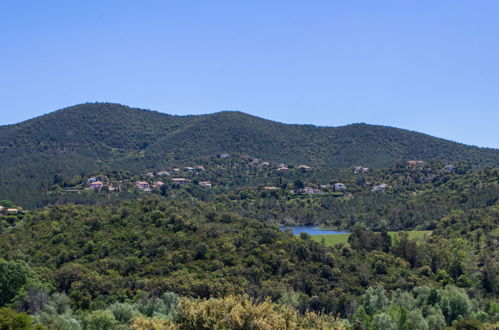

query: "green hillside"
(0, 198), (496, 328)
(1, 102), (499, 207)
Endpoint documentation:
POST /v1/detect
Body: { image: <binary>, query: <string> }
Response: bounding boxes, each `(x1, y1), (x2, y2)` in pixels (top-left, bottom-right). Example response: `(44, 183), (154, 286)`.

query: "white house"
(372, 184), (387, 192)
(334, 183), (347, 191)
(135, 181), (150, 190)
(157, 171), (171, 176)
(89, 181), (104, 190)
(172, 178), (191, 185)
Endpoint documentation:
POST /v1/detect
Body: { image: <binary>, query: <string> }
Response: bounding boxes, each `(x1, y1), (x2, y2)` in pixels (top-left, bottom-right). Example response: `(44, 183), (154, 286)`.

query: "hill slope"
(1, 102), (499, 207)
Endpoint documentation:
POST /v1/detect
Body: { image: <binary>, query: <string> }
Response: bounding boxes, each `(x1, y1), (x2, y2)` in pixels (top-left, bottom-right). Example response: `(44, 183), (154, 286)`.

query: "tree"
(0, 259), (34, 306)
(83, 310), (118, 330)
(0, 307), (43, 330)
(293, 180), (305, 191)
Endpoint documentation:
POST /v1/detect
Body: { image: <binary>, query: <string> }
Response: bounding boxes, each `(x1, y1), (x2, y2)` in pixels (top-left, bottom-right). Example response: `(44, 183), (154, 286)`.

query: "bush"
(82, 310), (118, 330)
(108, 302), (139, 324)
(0, 307), (43, 330)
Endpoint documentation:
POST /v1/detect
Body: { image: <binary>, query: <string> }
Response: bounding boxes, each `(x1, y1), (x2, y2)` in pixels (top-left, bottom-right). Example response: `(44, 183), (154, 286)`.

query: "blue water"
(280, 226), (349, 236)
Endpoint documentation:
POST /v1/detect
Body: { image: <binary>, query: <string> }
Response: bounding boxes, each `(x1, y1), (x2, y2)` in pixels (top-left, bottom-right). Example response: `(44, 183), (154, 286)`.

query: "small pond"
(280, 226), (349, 236)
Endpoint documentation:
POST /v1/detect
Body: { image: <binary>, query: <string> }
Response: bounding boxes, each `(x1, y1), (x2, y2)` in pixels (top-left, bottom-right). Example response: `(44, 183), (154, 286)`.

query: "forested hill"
(1, 102), (499, 207)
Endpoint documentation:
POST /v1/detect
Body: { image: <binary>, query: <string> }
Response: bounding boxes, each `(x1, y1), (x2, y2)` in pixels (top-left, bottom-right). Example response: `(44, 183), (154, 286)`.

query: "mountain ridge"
(1, 102), (499, 207)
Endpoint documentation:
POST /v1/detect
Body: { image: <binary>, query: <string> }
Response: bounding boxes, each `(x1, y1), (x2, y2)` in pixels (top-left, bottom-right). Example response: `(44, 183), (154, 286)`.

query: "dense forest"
(0, 197), (497, 328)
(0, 104), (498, 329)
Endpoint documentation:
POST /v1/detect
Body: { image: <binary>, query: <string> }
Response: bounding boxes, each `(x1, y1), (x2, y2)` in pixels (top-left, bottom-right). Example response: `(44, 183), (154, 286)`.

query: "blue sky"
(1, 1), (498, 148)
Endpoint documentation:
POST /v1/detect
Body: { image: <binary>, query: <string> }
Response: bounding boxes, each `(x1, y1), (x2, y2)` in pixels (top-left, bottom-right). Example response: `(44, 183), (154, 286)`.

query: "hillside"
(1, 102), (499, 207)
(0, 197), (496, 328)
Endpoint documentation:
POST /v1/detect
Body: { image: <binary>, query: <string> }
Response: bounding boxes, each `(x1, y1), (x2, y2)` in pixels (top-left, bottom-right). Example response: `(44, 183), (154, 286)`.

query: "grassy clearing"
(312, 230), (432, 247)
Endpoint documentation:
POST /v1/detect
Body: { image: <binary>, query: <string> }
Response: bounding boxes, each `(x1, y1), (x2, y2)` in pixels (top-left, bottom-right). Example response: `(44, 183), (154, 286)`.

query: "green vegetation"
(0, 103), (498, 328)
(313, 231), (431, 247)
(2, 102), (499, 207)
(0, 197), (497, 328)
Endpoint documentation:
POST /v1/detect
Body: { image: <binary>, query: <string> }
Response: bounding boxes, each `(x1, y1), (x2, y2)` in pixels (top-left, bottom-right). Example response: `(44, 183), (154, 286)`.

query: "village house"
(320, 184), (332, 189)
(264, 186), (278, 190)
(260, 162), (270, 166)
(220, 153), (230, 159)
(87, 177), (97, 184)
(194, 165), (205, 171)
(153, 181), (165, 188)
(173, 168), (180, 173)
(199, 181), (212, 188)
(135, 181), (150, 190)
(444, 164), (456, 172)
(277, 166), (289, 172)
(184, 167), (195, 172)
(146, 172), (155, 178)
(298, 165), (312, 171)
(302, 186), (321, 194)
(0, 206), (5, 214)
(372, 184), (387, 192)
(89, 181), (104, 190)
(157, 171), (171, 176)
(407, 160), (425, 167)
(334, 183), (347, 191)
(1, 208), (19, 215)
(171, 178), (191, 185)
(354, 166), (369, 174)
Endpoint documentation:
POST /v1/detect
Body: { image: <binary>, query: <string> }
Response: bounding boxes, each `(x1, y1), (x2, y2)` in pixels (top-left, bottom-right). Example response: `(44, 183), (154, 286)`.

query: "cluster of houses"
(276, 164), (312, 172)
(133, 177), (212, 191)
(81, 155), (423, 197)
(87, 176), (117, 192)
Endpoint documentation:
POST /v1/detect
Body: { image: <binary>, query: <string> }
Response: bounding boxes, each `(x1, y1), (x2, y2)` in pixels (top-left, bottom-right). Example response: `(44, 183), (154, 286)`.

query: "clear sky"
(1, 1), (498, 148)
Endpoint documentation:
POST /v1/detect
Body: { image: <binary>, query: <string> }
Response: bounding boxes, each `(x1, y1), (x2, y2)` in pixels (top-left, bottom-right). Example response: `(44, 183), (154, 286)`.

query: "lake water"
(280, 226), (349, 236)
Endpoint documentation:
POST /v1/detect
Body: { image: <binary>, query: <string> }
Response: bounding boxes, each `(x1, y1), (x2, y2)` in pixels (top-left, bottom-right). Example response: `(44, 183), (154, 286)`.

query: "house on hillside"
(171, 178), (191, 185)
(135, 181), (150, 190)
(372, 184), (387, 192)
(277, 166), (289, 172)
(407, 160), (425, 167)
(195, 165), (205, 171)
(87, 177), (97, 184)
(260, 162), (270, 166)
(0, 206), (5, 214)
(302, 187), (321, 194)
(89, 181), (104, 190)
(153, 181), (165, 188)
(184, 167), (195, 172)
(298, 165), (312, 171)
(220, 153), (230, 159)
(199, 181), (212, 188)
(354, 166), (369, 174)
(444, 164), (456, 172)
(6, 208), (19, 214)
(334, 183), (347, 191)
(157, 171), (171, 176)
